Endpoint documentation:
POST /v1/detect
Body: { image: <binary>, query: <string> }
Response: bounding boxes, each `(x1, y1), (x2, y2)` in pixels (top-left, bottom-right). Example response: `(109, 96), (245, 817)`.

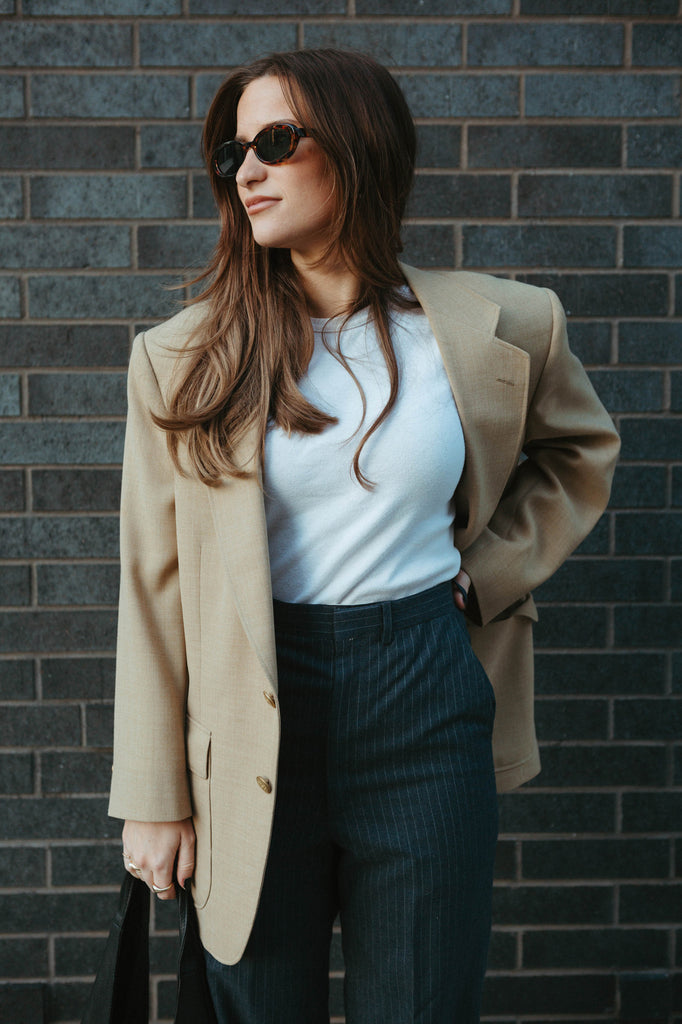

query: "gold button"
(256, 776), (272, 794)
(263, 691), (277, 708)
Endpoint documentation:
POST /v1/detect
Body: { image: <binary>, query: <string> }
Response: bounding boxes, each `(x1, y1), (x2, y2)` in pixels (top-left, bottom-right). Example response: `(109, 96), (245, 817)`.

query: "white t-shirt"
(263, 304), (465, 605)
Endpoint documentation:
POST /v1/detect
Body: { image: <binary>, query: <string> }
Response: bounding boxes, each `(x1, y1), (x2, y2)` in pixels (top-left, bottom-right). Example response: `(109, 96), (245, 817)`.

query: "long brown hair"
(155, 48), (417, 487)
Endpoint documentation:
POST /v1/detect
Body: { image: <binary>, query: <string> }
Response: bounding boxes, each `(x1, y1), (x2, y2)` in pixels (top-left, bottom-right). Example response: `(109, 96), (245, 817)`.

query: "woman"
(109, 48), (620, 1023)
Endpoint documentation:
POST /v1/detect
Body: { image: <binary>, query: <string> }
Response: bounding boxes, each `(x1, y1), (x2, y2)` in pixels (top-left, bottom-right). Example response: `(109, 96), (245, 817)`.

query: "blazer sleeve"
(108, 333), (192, 823)
(462, 289), (621, 627)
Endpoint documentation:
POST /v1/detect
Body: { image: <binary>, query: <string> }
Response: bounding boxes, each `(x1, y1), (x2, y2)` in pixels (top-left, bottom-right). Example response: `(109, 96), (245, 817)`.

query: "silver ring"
(152, 882), (173, 893)
(125, 858), (140, 873)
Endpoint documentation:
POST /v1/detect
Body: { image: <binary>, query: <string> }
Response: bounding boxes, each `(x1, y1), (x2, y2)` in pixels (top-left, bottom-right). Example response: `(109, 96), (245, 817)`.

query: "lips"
(244, 195), (280, 214)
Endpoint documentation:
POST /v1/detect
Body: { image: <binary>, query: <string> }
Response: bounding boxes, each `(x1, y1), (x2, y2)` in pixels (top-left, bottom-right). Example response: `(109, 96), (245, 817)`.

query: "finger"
(176, 829), (196, 890)
(151, 874), (176, 900)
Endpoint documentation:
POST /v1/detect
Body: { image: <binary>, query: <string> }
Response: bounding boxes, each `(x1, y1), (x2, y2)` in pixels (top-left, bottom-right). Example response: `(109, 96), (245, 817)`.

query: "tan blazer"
(109, 266), (620, 964)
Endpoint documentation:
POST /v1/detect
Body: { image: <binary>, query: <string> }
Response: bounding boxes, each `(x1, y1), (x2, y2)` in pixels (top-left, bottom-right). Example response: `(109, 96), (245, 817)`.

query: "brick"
(672, 559), (682, 603)
(25, 0), (181, 11)
(0, 565), (31, 606)
(0, 890), (115, 931)
(0, 659), (35, 700)
(48, 983), (96, 1024)
(0, 0), (13, 10)
(498, 793), (615, 834)
(469, 23), (622, 67)
(190, 0), (344, 10)
(85, 704), (114, 746)
(487, 930), (516, 970)
(0, 516), (119, 558)
(522, 0), (677, 10)
(140, 124), (203, 168)
(0, 423), (124, 464)
(567, 321), (611, 365)
(620, 885), (682, 924)
(469, 124), (620, 168)
(0, 847), (45, 888)
(37, 564), (119, 606)
(140, 22), (296, 66)
(492, 883), (613, 925)
(0, 471), (24, 512)
(615, 606), (682, 648)
(591, 369), (664, 413)
(534, 698), (609, 741)
(464, 225), (614, 268)
(625, 226), (682, 268)
(0, 324), (129, 368)
(0, 24), (131, 67)
(51, 843), (120, 886)
(0, 753), (34, 794)
(493, 839), (516, 880)
(535, 558), (663, 603)
(33, 469), (122, 512)
(0, 177), (23, 218)
(534, 607), (608, 648)
(3, 705), (81, 746)
(28, 372), (127, 416)
(195, 72), (227, 118)
(483, 974), (615, 1016)
(402, 224), (454, 268)
(524, 928), (667, 970)
(0, 610), (116, 652)
(31, 74), (190, 119)
(0, 125), (136, 169)
(0, 225), (130, 269)
(28, 273), (178, 319)
(416, 125), (461, 169)
(357, 0), (510, 9)
(619, 322), (682, 365)
(0, 75), (24, 118)
(396, 74), (518, 118)
(532, 744), (665, 789)
(0, 986), (45, 1022)
(672, 372), (682, 414)
(304, 23), (461, 66)
(0, 277), (21, 318)
(518, 173), (672, 219)
(621, 972), (672, 1020)
(633, 23), (682, 67)
(518, 274), (668, 318)
(614, 698), (682, 740)
(0, 796), (114, 840)
(138, 224), (218, 269)
(31, 174), (188, 219)
(526, 74), (680, 119)
(42, 657), (115, 700)
(616, 512), (682, 553)
(0, 938), (48, 978)
(535, 652), (666, 696)
(42, 751), (113, 794)
(623, 793), (682, 833)
(674, 468), (682, 508)
(629, 125), (682, 168)
(573, 513), (609, 555)
(408, 174), (510, 219)
(192, 175), (216, 218)
(523, 838), (669, 880)
(0, 375), (21, 416)
(610, 466), (668, 510)
(54, 936), (107, 977)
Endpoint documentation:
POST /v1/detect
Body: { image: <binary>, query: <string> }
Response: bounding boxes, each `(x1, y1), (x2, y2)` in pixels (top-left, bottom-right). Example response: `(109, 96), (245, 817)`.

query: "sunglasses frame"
(212, 123), (311, 179)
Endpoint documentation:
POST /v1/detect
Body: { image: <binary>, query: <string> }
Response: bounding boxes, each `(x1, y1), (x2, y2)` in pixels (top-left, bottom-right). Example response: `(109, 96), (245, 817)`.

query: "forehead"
(235, 76), (298, 138)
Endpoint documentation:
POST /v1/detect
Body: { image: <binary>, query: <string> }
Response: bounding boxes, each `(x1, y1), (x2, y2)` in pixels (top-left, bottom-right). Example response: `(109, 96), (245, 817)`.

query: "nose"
(235, 146), (266, 187)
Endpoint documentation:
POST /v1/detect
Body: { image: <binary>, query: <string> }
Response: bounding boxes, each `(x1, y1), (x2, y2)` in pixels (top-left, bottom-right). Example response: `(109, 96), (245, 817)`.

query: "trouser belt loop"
(381, 601), (393, 646)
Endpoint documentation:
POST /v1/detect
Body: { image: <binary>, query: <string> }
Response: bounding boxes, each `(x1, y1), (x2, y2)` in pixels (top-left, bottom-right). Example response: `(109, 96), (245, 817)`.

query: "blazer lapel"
(401, 264), (530, 548)
(207, 431), (277, 688)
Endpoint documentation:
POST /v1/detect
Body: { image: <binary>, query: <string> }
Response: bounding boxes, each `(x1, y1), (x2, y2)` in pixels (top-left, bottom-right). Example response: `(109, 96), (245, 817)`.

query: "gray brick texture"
(0, 5), (679, 1023)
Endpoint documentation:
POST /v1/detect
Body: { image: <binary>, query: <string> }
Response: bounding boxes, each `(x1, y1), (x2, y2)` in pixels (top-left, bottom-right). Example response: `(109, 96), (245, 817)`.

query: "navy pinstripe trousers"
(205, 582), (498, 1023)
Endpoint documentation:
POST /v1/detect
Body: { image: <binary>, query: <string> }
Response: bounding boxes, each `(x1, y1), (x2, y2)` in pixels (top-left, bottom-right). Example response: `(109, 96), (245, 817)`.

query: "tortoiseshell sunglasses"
(212, 123), (312, 179)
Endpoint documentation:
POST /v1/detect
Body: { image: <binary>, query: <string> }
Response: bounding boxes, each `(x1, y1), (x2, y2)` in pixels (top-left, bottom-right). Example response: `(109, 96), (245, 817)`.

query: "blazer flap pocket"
(186, 717), (211, 779)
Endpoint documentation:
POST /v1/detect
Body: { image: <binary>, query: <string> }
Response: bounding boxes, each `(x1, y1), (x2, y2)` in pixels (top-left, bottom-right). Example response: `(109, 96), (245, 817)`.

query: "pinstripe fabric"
(204, 583), (498, 1023)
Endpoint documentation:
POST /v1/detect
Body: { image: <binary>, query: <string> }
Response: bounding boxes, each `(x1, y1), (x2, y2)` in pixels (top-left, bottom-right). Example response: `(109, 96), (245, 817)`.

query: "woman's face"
(234, 75), (336, 263)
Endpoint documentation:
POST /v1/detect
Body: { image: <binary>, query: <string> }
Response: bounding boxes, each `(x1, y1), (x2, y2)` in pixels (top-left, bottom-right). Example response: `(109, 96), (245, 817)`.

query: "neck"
(291, 251), (360, 319)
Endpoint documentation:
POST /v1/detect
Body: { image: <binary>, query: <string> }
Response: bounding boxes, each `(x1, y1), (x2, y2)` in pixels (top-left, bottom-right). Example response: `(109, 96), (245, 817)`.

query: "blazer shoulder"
(131, 301), (210, 404)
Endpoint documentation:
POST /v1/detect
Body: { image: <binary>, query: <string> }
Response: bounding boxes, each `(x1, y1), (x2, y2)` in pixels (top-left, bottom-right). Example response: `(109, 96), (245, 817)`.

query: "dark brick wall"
(0, 2), (680, 1022)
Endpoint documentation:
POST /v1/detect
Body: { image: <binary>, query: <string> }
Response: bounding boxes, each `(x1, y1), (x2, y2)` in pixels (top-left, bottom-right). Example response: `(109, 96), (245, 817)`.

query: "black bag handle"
(81, 873), (217, 1024)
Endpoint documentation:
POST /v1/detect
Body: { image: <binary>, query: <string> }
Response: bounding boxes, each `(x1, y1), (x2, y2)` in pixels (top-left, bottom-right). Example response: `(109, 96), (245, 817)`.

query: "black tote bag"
(81, 872), (217, 1024)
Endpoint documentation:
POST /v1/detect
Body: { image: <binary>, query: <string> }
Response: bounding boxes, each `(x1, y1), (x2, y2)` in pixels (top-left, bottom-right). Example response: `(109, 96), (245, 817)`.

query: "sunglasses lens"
(256, 126), (295, 163)
(214, 141), (243, 178)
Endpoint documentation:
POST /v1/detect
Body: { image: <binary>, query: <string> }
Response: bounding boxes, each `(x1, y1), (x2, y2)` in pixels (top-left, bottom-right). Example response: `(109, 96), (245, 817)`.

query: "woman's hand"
(122, 818), (195, 901)
(452, 568), (471, 612)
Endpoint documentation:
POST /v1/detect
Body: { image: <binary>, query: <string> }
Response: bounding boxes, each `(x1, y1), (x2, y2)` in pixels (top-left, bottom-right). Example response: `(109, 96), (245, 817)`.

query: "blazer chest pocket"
(186, 716), (212, 909)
